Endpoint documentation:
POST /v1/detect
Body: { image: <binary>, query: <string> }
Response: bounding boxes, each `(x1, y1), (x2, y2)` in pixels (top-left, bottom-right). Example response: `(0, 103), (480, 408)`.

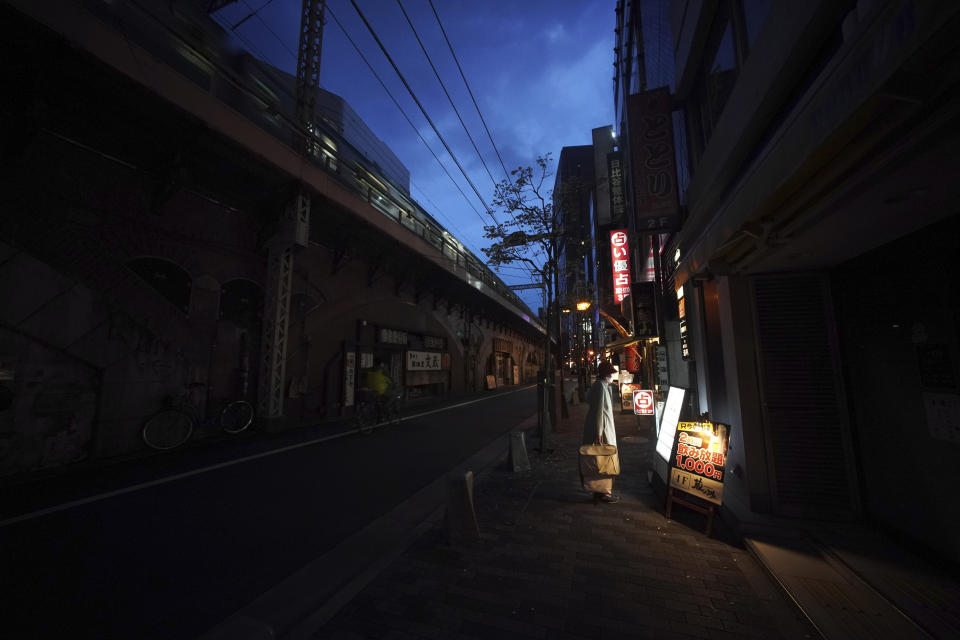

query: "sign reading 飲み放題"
(668, 421), (730, 505)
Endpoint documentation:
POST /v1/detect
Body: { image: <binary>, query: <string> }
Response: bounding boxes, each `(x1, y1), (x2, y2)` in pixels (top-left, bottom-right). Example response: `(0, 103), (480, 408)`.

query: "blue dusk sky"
(212, 0), (618, 312)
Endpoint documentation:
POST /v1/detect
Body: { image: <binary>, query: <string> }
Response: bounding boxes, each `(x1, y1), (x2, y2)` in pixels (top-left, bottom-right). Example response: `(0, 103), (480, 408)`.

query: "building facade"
(616, 0), (960, 564)
(554, 146), (597, 374)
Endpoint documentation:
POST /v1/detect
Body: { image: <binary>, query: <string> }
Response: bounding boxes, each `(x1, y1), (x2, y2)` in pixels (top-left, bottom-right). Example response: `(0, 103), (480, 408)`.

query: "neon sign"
(610, 229), (631, 303)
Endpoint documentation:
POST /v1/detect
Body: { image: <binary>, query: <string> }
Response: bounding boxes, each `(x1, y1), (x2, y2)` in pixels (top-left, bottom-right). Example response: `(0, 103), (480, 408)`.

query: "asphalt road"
(0, 386), (538, 639)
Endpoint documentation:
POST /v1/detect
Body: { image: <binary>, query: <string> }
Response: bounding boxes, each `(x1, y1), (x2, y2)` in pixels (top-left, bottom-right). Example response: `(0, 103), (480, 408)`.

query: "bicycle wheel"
(142, 409), (194, 450)
(387, 398), (401, 426)
(356, 402), (375, 435)
(220, 400), (255, 434)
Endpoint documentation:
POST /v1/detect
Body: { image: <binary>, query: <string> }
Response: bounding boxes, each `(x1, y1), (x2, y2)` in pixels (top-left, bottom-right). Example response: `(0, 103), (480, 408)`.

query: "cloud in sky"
(545, 23), (567, 43)
(487, 36), (613, 164)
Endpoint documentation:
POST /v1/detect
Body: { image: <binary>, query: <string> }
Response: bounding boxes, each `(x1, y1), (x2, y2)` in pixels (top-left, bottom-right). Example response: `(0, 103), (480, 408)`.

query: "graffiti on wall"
(107, 310), (196, 379)
(0, 329), (99, 477)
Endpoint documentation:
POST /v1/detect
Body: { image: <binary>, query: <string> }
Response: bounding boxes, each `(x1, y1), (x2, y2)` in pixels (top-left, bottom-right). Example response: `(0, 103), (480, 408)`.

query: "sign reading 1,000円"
(668, 421), (730, 506)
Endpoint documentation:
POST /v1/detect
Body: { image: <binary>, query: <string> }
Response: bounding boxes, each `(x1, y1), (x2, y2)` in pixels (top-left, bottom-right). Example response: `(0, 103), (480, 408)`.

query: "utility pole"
(258, 0), (322, 421)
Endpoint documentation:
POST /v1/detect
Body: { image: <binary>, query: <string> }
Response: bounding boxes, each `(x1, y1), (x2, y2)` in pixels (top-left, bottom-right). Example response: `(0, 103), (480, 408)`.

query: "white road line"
(0, 385), (536, 527)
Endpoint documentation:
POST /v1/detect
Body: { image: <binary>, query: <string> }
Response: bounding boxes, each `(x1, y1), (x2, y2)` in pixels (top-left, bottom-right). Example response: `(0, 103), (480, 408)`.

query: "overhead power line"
(425, 0), (542, 286)
(410, 180), (473, 244)
(211, 12), (275, 67)
(326, 6), (487, 226)
(235, 0), (297, 62)
(396, 0), (499, 193)
(348, 0), (497, 225)
(428, 0), (510, 182)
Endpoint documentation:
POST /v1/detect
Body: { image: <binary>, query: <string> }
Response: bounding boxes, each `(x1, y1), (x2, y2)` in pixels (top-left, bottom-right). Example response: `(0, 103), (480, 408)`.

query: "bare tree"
(482, 154), (559, 374)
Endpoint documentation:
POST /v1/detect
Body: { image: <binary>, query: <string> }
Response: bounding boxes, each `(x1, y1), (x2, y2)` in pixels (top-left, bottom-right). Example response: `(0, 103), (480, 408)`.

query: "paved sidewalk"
(303, 385), (816, 640)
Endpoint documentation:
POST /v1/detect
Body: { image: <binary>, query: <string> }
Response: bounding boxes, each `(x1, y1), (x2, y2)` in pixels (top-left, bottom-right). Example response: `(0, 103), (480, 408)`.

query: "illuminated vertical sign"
(677, 285), (690, 360)
(655, 386), (686, 459)
(610, 229), (631, 303)
(607, 152), (626, 221)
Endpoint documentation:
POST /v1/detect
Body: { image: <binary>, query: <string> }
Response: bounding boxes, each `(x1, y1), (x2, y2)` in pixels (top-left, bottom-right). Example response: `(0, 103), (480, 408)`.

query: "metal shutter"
(752, 273), (859, 519)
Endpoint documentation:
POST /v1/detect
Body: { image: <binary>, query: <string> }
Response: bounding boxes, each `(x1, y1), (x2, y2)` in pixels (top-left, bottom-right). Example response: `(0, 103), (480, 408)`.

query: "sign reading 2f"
(610, 229), (631, 303)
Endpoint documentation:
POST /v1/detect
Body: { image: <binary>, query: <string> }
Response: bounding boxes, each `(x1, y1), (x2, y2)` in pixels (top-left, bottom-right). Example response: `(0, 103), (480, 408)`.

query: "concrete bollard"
(510, 431), (531, 472)
(444, 470), (480, 544)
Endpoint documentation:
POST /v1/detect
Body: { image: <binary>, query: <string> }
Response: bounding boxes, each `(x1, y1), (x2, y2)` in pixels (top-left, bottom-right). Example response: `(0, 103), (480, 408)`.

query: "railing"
(80, 0), (540, 327)
(290, 107), (538, 323)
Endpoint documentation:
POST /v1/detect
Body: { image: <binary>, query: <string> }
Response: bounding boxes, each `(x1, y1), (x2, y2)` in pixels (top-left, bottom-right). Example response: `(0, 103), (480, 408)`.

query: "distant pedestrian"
(581, 360), (619, 503)
(364, 359), (392, 419)
(364, 359), (391, 396)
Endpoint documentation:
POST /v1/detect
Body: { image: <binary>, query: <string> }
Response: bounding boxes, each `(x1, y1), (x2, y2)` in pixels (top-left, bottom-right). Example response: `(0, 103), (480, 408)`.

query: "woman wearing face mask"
(581, 360), (619, 503)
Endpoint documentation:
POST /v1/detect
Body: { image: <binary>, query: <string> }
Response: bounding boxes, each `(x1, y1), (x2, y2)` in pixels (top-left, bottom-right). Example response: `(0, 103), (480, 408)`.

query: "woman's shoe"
(598, 493), (619, 503)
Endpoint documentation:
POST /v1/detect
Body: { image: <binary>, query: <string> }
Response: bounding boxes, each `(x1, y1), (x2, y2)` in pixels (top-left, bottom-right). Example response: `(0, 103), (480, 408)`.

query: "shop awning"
(602, 336), (642, 355)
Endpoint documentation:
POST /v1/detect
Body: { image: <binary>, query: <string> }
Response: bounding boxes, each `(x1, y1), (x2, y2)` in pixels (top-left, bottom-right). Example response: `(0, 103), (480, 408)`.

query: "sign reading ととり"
(668, 421), (730, 506)
(406, 350), (442, 371)
(627, 87), (679, 232)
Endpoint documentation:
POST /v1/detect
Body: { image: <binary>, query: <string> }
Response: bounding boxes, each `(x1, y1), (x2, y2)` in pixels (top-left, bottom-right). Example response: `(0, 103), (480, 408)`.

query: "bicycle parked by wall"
(141, 382), (254, 450)
(355, 385), (402, 435)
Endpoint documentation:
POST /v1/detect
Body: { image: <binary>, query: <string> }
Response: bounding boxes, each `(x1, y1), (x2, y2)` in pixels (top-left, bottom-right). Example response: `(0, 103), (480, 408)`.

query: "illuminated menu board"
(668, 421), (730, 506)
(655, 386), (685, 461)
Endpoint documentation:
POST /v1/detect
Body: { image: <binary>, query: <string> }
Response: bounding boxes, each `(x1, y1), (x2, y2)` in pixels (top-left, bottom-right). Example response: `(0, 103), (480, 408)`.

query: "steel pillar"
(296, 0), (325, 157)
(258, 192), (310, 419)
(258, 240), (293, 419)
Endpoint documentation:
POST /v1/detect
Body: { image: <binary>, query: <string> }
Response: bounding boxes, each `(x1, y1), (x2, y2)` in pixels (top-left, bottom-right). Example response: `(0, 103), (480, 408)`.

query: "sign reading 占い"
(610, 229), (631, 303)
(668, 421), (730, 505)
(633, 389), (654, 416)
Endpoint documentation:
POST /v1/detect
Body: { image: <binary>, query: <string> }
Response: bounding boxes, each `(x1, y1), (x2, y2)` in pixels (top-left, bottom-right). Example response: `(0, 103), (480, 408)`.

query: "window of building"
(701, 19), (738, 145)
(687, 2), (742, 157)
(740, 0), (772, 52)
(629, 33), (643, 95)
(126, 257), (192, 314)
(219, 279), (263, 327)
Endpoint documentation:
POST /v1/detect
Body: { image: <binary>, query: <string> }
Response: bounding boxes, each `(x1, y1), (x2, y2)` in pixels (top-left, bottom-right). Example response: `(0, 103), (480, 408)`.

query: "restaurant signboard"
(620, 383), (642, 411)
(406, 350), (442, 371)
(668, 421), (730, 506)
